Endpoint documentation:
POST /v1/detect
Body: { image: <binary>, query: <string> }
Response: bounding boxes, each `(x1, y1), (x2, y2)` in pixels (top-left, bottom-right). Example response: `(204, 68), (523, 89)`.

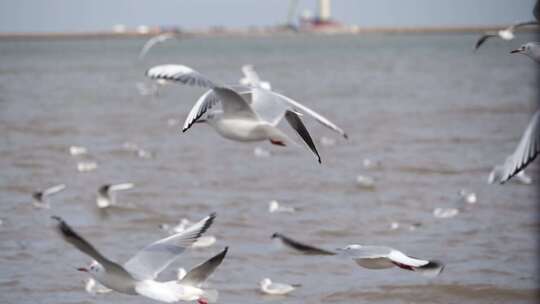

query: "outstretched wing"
(124, 213), (216, 280)
(268, 90), (348, 138)
(272, 233), (336, 255)
(146, 64), (216, 89)
(285, 111), (322, 164)
(474, 34), (496, 51)
(180, 247), (228, 286)
(109, 183), (134, 192)
(499, 110), (540, 183)
(43, 184), (66, 196)
(508, 20), (538, 31)
(138, 33), (176, 60)
(51, 216), (129, 276)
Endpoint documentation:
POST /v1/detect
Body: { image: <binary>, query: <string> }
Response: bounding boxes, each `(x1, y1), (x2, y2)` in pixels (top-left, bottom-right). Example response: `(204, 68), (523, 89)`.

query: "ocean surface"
(0, 33), (538, 304)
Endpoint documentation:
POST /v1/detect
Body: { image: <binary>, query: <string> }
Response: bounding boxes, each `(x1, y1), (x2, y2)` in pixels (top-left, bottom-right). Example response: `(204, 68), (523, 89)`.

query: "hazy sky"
(0, 0), (536, 33)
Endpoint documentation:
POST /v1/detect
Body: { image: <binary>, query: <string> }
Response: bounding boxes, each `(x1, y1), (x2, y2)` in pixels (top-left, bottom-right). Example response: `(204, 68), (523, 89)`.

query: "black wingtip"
(343, 133), (349, 140)
(198, 212), (216, 237)
(271, 233), (281, 239)
(51, 215), (62, 222)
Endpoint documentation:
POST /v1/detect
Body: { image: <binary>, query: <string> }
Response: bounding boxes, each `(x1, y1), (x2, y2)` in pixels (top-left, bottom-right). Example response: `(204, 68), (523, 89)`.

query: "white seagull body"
(272, 233), (444, 277)
(239, 65), (272, 90)
(96, 183), (134, 208)
(84, 277), (112, 295)
(490, 110), (540, 183)
(259, 278), (296, 295)
(474, 21), (538, 51)
(52, 214), (226, 304)
(146, 64), (348, 163)
(268, 200), (296, 213)
(32, 184), (66, 209)
(138, 33), (178, 60)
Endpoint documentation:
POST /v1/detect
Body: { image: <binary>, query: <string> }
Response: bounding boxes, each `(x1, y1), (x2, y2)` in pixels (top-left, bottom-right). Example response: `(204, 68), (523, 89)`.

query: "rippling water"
(0, 33), (538, 303)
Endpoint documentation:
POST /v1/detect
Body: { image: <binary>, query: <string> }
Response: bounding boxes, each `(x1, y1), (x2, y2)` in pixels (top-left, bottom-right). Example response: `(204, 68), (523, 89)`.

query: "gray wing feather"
(272, 233), (335, 255)
(51, 216), (130, 276)
(500, 110), (540, 183)
(124, 213), (215, 280)
(145, 65), (216, 89)
(180, 247), (228, 286)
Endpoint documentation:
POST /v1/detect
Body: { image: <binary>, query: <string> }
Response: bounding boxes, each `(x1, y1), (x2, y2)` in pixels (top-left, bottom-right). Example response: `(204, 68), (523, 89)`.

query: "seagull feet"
(198, 299), (208, 304)
(269, 139), (286, 146)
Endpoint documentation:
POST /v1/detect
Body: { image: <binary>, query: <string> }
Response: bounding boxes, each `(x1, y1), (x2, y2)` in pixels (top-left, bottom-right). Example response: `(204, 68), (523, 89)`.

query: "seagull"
(259, 278), (296, 295)
(160, 218), (216, 248)
(239, 65), (272, 90)
(96, 183), (134, 208)
(490, 110), (539, 183)
(69, 146), (88, 156)
(32, 184), (66, 209)
(511, 42), (540, 63)
(336, 244), (444, 277)
(138, 33), (178, 60)
(474, 21), (538, 51)
(355, 174), (375, 189)
(458, 189), (477, 205)
(52, 214), (225, 304)
(146, 65), (348, 162)
(268, 200), (296, 213)
(272, 233), (444, 277)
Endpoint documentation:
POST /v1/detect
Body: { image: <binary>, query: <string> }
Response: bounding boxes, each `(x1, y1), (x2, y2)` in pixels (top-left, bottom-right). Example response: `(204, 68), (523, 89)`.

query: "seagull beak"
(195, 119), (206, 124)
(77, 267), (88, 272)
(510, 48), (522, 54)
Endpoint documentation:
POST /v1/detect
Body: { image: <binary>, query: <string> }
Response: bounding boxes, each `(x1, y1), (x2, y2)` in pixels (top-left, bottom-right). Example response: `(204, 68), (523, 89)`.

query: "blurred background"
(0, 1), (538, 304)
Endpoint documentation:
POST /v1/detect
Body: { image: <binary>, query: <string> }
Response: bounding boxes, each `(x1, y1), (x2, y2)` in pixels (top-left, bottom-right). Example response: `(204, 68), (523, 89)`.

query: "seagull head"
(511, 42), (539, 55)
(259, 278), (272, 287)
(78, 260), (103, 276)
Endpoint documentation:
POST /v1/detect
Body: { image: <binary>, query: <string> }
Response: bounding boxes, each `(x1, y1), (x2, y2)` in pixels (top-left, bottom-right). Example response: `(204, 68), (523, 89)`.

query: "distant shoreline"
(0, 25), (535, 40)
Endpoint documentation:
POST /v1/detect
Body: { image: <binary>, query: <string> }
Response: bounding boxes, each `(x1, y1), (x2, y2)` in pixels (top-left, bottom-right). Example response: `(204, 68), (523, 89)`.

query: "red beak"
(77, 267), (88, 272)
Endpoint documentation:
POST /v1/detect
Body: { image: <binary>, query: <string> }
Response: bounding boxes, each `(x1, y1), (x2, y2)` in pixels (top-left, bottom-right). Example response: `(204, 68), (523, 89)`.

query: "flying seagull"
(32, 184), (66, 209)
(96, 183), (134, 208)
(489, 110), (540, 184)
(145, 64), (329, 163)
(52, 214), (225, 304)
(272, 233), (443, 277)
(474, 21), (538, 51)
(138, 33), (178, 60)
(239, 65), (272, 90)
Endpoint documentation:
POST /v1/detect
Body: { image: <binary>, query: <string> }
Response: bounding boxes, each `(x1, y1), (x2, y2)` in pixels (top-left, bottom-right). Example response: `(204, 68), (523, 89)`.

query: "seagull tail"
(201, 289), (219, 303)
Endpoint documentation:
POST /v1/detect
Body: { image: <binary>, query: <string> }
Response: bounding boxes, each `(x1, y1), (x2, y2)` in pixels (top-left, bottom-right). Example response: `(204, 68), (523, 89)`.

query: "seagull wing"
(146, 64), (216, 89)
(535, 0), (540, 22)
(273, 233), (336, 255)
(138, 33), (176, 60)
(124, 213), (215, 280)
(474, 34), (496, 51)
(285, 110), (322, 163)
(500, 110), (540, 183)
(109, 183), (134, 192)
(43, 184), (66, 196)
(183, 89), (222, 132)
(508, 20), (538, 31)
(268, 90), (348, 138)
(387, 249), (429, 267)
(51, 216), (130, 277)
(180, 247), (228, 286)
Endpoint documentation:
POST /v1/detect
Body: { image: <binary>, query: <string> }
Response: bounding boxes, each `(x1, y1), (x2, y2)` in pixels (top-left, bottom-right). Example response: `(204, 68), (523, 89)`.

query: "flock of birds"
(28, 3), (540, 304)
